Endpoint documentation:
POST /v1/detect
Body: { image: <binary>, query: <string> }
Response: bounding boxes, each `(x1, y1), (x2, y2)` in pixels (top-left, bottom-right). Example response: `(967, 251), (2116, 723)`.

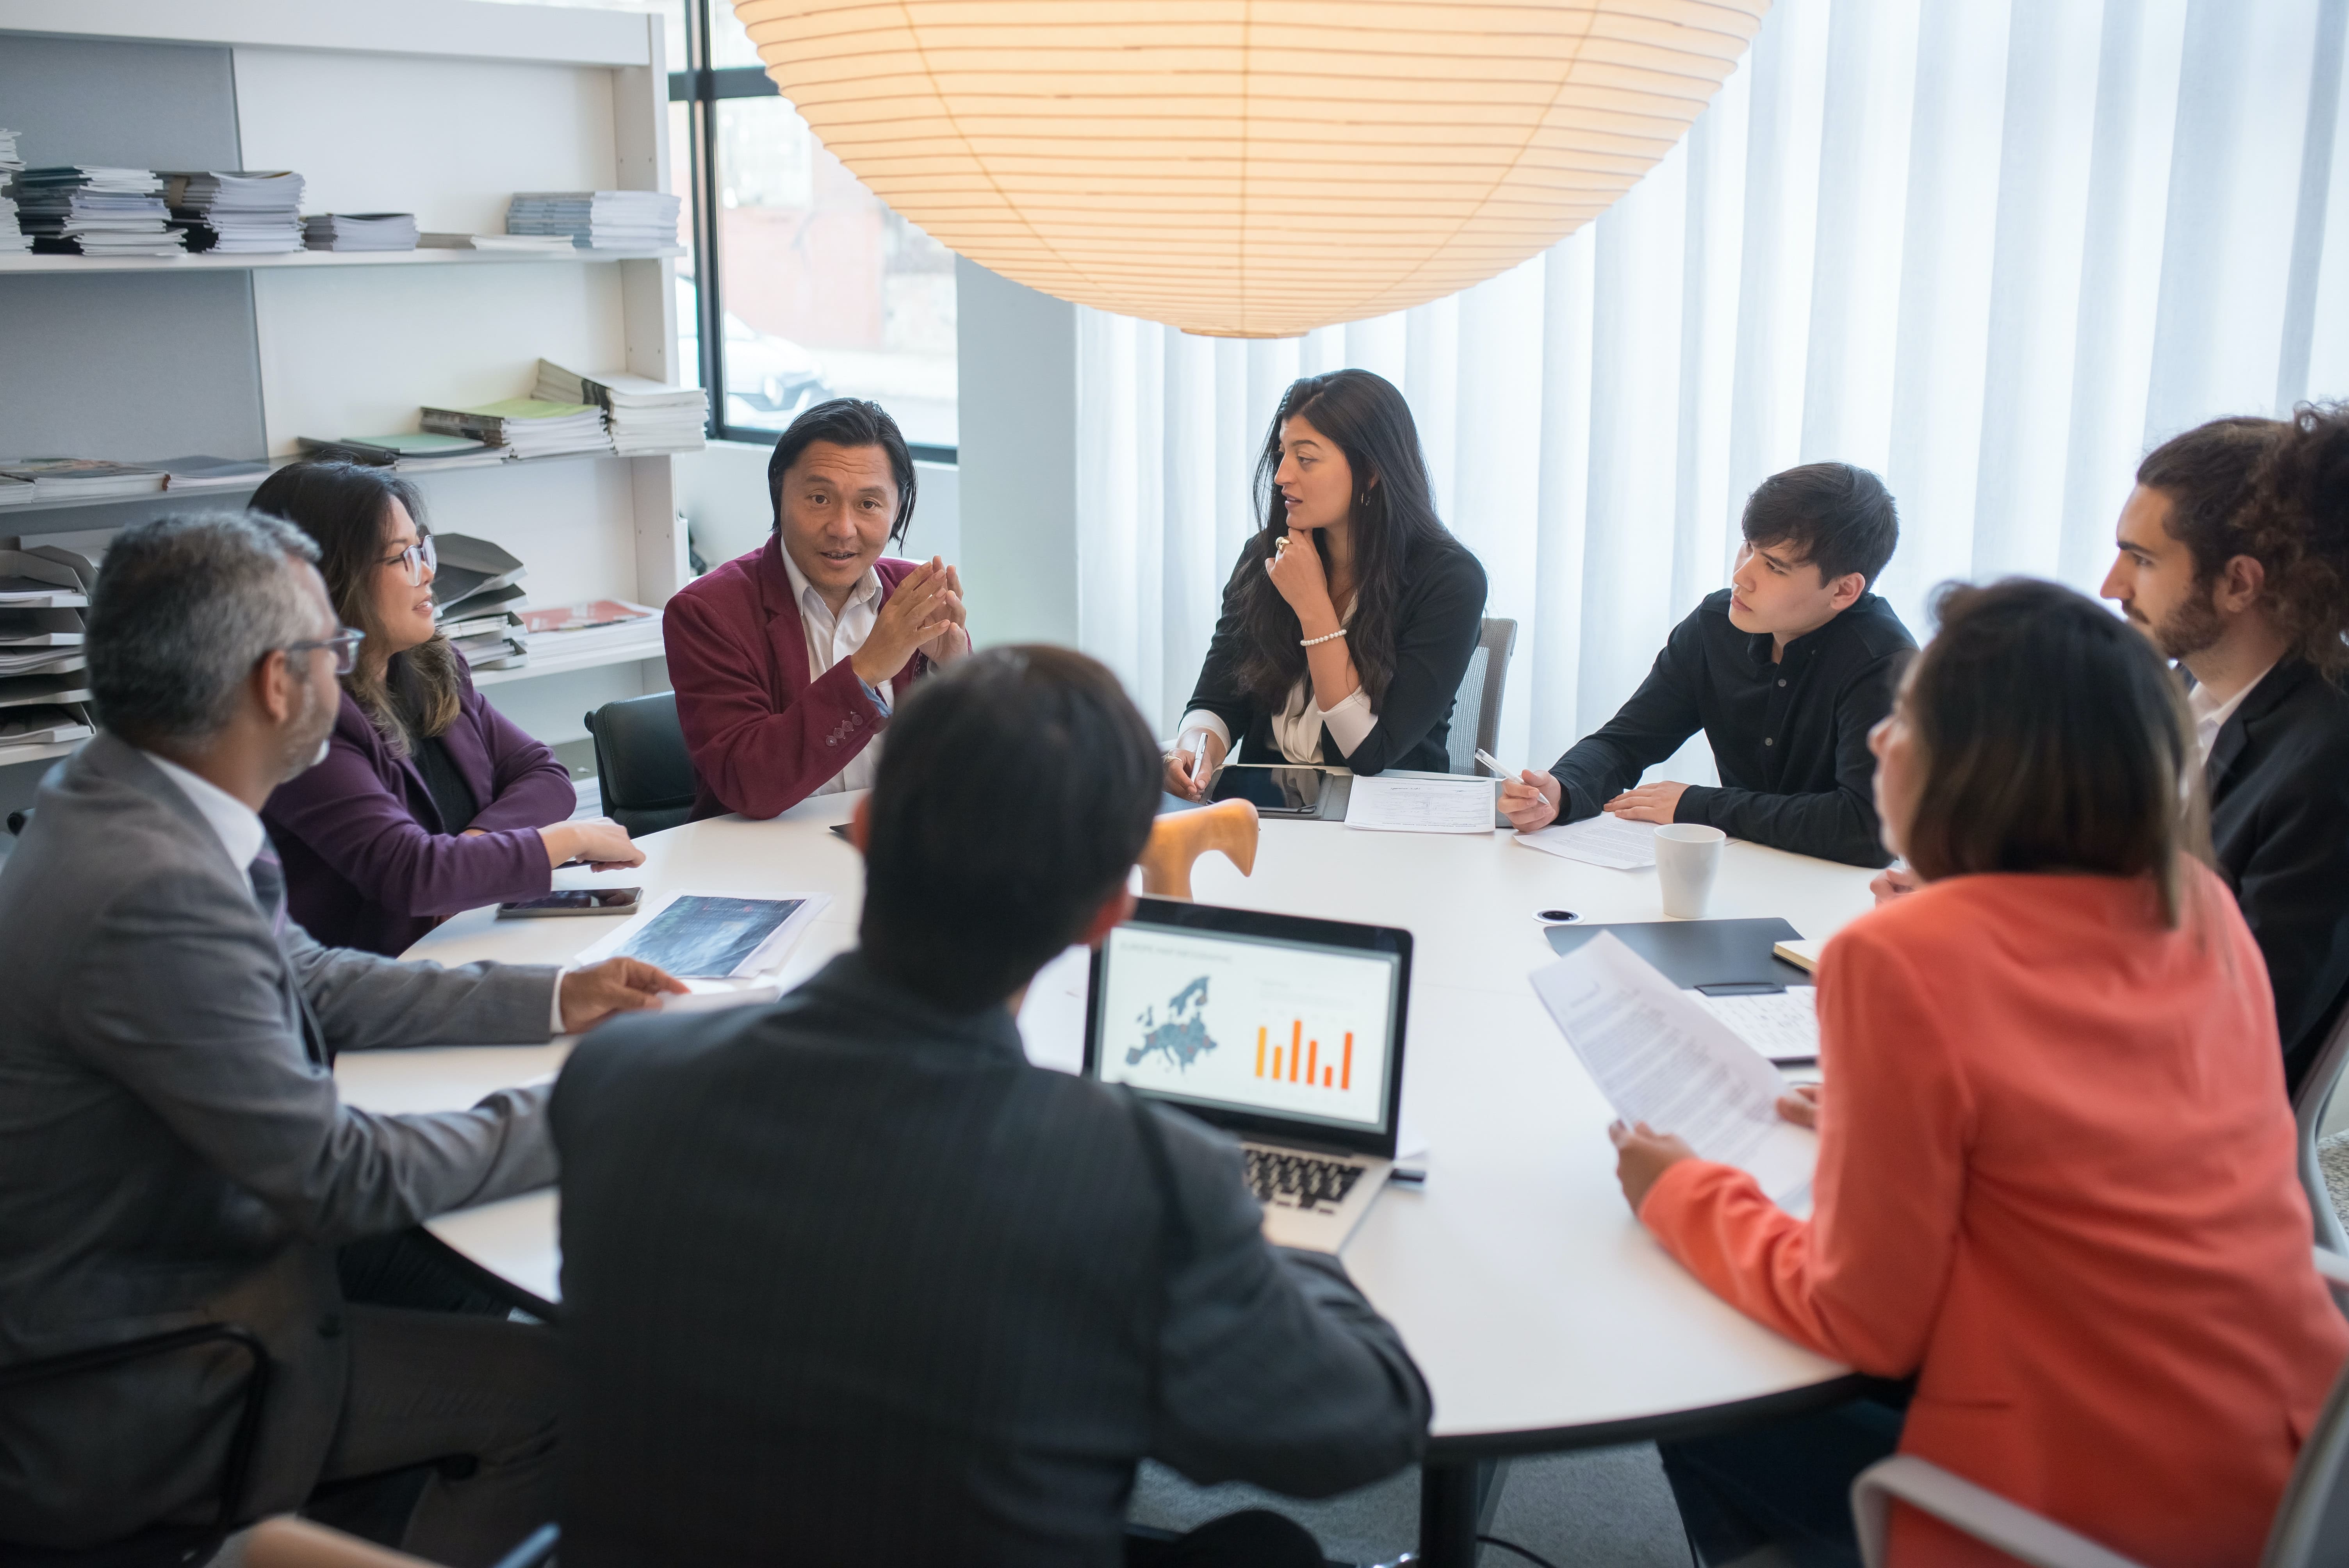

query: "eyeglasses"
(382, 535), (437, 586)
(283, 627), (367, 676)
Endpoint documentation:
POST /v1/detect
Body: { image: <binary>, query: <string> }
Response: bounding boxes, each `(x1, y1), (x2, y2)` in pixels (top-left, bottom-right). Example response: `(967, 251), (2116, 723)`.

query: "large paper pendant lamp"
(729, 1), (1766, 339)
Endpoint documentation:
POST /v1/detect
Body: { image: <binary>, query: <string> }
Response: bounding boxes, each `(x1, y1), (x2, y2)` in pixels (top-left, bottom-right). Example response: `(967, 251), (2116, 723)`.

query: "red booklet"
(520, 599), (654, 636)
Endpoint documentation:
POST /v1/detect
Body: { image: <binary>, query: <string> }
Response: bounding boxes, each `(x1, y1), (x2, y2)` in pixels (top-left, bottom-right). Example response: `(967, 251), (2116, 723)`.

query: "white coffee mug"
(1654, 823), (1727, 919)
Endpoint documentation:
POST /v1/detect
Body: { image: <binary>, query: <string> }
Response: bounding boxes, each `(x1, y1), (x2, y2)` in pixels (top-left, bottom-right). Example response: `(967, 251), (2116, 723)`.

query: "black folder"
(1543, 916), (1810, 992)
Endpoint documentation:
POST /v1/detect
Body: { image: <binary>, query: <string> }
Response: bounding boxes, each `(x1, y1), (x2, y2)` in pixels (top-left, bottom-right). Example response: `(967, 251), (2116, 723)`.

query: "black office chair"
(0, 1323), (271, 1568)
(583, 691), (697, 837)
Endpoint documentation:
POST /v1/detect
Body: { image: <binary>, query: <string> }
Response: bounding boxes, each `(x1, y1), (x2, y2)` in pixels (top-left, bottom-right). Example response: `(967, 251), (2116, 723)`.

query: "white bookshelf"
(0, 0), (686, 777)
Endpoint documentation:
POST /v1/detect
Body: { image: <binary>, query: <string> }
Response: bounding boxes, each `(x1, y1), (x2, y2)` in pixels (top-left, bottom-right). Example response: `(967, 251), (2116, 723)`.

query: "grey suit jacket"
(0, 733), (560, 1548)
(554, 950), (1431, 1568)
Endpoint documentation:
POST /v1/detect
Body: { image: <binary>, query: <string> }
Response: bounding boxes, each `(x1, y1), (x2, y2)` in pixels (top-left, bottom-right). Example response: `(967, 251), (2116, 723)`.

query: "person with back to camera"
(1164, 369), (1487, 797)
(1499, 463), (1914, 866)
(663, 397), (970, 821)
(253, 460), (643, 957)
(1607, 578), (2349, 1566)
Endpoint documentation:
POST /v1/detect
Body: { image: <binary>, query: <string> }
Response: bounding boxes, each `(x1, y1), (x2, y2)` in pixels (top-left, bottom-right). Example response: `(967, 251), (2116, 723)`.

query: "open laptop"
(1084, 898), (1412, 1252)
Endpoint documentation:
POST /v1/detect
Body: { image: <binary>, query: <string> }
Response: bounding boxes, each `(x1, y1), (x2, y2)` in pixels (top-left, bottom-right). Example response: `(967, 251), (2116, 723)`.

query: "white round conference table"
(343, 794), (1880, 1565)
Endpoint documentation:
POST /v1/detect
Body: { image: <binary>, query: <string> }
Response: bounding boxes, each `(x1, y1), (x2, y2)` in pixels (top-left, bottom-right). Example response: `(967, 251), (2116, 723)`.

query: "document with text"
(1342, 773), (1496, 833)
(1514, 814), (1658, 868)
(1692, 986), (1821, 1064)
(1531, 933), (1816, 1202)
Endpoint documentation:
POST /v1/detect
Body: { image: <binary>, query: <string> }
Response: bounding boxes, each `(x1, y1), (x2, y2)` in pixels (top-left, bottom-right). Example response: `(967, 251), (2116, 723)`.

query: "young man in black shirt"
(1498, 463), (1914, 866)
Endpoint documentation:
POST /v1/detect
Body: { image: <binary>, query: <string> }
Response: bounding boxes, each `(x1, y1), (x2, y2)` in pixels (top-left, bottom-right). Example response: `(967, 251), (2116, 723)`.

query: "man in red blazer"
(664, 399), (969, 819)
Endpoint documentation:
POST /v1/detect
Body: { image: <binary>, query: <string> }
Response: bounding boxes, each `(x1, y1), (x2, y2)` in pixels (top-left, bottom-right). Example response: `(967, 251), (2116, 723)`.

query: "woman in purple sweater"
(256, 461), (642, 955)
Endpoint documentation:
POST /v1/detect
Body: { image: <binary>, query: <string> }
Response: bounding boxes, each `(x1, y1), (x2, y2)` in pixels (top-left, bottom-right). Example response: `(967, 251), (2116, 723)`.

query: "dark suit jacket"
(2205, 660), (2349, 1095)
(1182, 533), (1487, 775)
(0, 735), (558, 1548)
(552, 952), (1431, 1568)
(663, 537), (933, 821)
(262, 671), (577, 955)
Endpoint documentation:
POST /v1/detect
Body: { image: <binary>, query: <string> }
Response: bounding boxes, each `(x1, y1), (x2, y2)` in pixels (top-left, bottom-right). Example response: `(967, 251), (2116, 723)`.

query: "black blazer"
(2205, 659), (2349, 1096)
(551, 953), (1431, 1568)
(1182, 533), (1487, 775)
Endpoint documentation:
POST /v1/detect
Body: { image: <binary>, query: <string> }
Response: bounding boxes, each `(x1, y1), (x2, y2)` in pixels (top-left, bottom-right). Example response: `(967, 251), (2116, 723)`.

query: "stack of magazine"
(165, 171), (305, 254)
(302, 212), (418, 252)
(519, 598), (659, 663)
(11, 167), (184, 257)
(534, 360), (706, 454)
(0, 130), (27, 254)
(505, 190), (679, 250)
(297, 433), (505, 472)
(0, 459), (165, 503)
(420, 398), (612, 460)
(430, 534), (529, 672)
(0, 547), (98, 761)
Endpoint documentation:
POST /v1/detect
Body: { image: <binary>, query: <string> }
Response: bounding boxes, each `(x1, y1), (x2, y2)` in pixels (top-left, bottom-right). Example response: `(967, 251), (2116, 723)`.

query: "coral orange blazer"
(1642, 866), (2349, 1566)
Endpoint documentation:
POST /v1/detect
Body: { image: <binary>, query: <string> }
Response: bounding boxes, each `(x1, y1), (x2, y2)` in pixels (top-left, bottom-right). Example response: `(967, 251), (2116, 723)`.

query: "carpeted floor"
(2317, 1130), (2349, 1224)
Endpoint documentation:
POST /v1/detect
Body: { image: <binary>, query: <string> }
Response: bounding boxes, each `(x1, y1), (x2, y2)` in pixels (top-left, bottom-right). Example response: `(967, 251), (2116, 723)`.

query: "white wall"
(955, 257), (1078, 647)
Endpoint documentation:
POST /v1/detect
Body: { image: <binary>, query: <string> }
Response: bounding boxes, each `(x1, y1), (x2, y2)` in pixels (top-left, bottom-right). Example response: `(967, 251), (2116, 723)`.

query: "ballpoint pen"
(1475, 748), (1550, 809)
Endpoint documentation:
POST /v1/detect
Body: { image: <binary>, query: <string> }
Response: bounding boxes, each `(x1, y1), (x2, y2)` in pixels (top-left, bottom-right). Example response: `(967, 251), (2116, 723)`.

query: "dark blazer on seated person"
(0, 734), (559, 1547)
(263, 669), (577, 956)
(1548, 589), (1914, 866)
(1180, 533), (1486, 775)
(553, 951), (1431, 1568)
(663, 534), (933, 821)
(2205, 658), (2349, 1096)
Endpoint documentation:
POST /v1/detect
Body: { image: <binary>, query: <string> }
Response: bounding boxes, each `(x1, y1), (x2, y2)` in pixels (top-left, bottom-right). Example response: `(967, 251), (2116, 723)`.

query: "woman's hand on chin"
(1264, 527), (1336, 625)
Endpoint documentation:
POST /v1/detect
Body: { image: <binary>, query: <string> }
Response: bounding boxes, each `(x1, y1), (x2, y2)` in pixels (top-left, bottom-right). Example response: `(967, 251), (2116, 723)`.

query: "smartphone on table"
(497, 887), (642, 919)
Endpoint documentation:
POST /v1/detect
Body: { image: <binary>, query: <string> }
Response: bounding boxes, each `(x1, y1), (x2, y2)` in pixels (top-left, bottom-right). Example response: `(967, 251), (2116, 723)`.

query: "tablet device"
(1208, 763), (1337, 818)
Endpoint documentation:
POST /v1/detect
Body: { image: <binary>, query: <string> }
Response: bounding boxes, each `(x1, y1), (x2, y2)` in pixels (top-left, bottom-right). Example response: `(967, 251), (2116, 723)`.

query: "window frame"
(669, 3), (957, 464)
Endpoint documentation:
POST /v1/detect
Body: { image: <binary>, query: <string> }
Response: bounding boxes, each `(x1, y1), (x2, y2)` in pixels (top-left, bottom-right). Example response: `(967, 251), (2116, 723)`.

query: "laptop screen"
(1085, 902), (1408, 1152)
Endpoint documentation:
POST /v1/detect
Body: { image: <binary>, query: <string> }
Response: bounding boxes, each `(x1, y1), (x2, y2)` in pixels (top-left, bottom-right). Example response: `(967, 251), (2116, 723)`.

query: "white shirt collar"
(142, 750), (268, 872)
(2187, 660), (2278, 763)
(777, 541), (881, 622)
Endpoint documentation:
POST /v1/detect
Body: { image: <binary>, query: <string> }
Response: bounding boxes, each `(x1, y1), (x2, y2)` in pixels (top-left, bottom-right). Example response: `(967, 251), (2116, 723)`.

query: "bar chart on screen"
(1098, 924), (1397, 1130)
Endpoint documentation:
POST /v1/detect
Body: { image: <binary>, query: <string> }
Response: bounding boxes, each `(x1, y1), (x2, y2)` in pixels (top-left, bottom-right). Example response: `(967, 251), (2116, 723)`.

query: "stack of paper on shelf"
(519, 599), (659, 660)
(505, 191), (680, 250)
(164, 171), (305, 254)
(11, 167), (185, 256)
(0, 549), (96, 759)
(534, 361), (707, 454)
(0, 459), (165, 502)
(302, 212), (418, 252)
(156, 455), (271, 491)
(419, 232), (578, 253)
(0, 130), (28, 254)
(420, 398), (612, 460)
(0, 476), (29, 507)
(429, 534), (529, 670)
(296, 433), (507, 471)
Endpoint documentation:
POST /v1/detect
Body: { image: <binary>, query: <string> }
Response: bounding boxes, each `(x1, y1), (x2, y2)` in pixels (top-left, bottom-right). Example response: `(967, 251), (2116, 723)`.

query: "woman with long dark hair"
(1165, 369), (1486, 797)
(255, 461), (642, 954)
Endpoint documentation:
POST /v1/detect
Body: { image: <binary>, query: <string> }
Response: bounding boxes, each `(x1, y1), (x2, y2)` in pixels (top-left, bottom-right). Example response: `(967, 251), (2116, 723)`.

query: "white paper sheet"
(1342, 773), (1496, 834)
(1531, 932), (1816, 1201)
(1691, 986), (1820, 1064)
(1514, 815), (1658, 868)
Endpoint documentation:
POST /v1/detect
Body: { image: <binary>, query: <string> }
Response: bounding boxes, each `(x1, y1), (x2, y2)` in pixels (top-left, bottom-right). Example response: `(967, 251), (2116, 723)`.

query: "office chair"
(1850, 1247), (2349, 1568)
(1446, 618), (1518, 776)
(582, 691), (697, 837)
(244, 1519), (558, 1568)
(2294, 1005), (2349, 1256)
(0, 1324), (270, 1568)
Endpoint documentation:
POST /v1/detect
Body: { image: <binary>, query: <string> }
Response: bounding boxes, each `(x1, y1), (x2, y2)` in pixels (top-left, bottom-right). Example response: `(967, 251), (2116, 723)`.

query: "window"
(668, 0), (958, 457)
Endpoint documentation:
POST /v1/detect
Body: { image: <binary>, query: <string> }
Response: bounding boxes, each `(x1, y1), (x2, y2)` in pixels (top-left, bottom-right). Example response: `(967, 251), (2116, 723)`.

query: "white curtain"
(1073, 0), (2349, 780)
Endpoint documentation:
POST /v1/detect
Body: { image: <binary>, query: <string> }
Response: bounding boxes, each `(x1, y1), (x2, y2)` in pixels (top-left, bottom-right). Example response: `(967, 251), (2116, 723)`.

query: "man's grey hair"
(86, 511), (324, 748)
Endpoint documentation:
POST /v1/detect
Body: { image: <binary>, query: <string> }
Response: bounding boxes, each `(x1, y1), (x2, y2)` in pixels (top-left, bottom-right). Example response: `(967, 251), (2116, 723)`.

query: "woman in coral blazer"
(1611, 579), (2349, 1567)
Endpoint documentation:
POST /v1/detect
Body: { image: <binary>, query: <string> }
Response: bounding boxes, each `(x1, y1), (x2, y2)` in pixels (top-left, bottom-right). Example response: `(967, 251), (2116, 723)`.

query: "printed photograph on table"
(576, 889), (829, 979)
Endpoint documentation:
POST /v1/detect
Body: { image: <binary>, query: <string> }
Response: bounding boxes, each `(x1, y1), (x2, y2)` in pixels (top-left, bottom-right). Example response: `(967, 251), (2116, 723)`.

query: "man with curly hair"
(2102, 406), (2349, 1095)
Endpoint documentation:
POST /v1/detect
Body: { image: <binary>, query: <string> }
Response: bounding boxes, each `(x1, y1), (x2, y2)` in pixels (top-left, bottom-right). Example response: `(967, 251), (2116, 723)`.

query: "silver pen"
(1476, 748), (1550, 809)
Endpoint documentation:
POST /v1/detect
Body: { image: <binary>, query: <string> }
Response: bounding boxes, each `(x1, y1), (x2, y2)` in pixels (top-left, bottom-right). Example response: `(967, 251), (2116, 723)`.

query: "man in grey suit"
(555, 646), (1431, 1568)
(0, 513), (680, 1565)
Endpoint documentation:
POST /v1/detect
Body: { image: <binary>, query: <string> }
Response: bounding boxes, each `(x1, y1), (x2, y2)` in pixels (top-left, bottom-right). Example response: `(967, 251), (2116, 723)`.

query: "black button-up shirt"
(1547, 589), (1915, 866)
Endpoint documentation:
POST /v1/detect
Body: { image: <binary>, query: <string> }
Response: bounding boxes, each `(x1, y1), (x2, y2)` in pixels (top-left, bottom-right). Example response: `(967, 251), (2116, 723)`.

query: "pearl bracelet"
(1300, 627), (1347, 648)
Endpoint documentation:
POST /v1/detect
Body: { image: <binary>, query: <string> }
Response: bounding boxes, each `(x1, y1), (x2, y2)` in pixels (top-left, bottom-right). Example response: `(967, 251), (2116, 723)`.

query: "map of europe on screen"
(1125, 975), (1217, 1071)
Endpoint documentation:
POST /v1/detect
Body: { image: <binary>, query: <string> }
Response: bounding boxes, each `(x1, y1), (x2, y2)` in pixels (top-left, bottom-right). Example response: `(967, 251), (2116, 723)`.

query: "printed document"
(1514, 815), (1658, 868)
(1342, 773), (1495, 833)
(1691, 986), (1820, 1064)
(1531, 932), (1816, 1202)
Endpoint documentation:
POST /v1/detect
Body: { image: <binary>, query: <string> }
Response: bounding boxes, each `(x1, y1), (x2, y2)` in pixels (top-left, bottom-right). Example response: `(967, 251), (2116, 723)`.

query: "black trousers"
(1659, 1391), (1909, 1568)
(1125, 1509), (1325, 1568)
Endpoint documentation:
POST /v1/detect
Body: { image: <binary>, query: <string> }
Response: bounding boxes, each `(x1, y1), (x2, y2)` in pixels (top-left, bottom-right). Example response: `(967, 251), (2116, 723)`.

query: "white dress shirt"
(780, 547), (889, 795)
(145, 748), (567, 1031)
(2188, 661), (2276, 764)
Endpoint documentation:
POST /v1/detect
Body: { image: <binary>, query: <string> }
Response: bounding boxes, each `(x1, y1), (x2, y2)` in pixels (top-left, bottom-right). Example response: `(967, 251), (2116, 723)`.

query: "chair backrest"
(583, 691), (697, 838)
(2263, 1253), (2349, 1566)
(2294, 1006), (2349, 1255)
(1445, 617), (1518, 775)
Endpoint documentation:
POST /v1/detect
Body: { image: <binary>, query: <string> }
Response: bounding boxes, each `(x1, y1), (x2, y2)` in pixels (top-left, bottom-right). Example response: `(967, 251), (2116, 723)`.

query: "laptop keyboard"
(1243, 1147), (1366, 1213)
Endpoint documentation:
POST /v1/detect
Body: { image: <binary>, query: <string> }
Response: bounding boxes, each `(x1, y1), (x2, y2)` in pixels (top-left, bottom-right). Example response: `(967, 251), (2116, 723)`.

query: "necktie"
(248, 841), (326, 1065)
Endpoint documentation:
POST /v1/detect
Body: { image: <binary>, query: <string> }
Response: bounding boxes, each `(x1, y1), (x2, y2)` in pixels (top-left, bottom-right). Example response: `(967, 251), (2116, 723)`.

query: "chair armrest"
(1851, 1456), (2146, 1568)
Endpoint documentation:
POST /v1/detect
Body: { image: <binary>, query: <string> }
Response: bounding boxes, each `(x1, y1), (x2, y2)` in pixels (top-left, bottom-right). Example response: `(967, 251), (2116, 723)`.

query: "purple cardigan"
(263, 669), (577, 956)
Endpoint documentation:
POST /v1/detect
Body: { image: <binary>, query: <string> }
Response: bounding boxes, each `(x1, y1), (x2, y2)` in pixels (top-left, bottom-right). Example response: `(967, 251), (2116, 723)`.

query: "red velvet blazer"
(663, 535), (930, 820)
